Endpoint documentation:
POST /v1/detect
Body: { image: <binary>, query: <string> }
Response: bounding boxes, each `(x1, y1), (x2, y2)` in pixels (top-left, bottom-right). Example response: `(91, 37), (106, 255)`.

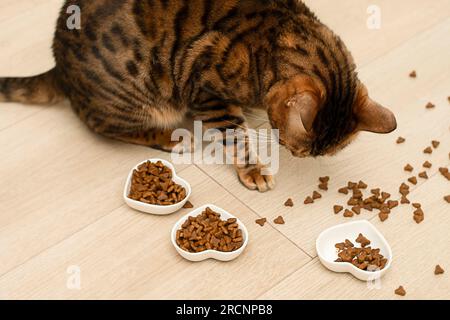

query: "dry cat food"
(284, 198), (294, 207)
(274, 216), (285, 225)
(423, 161), (432, 168)
(423, 146), (433, 154)
(425, 102), (435, 109)
(255, 218), (267, 227)
(444, 195), (450, 203)
(432, 140), (440, 148)
(396, 137), (406, 144)
(435, 265), (445, 275)
(183, 201), (194, 209)
(334, 234), (388, 271)
(128, 161), (187, 205)
(404, 164), (414, 172)
(175, 207), (244, 253)
(439, 167), (450, 181)
(409, 70), (417, 78)
(395, 286), (407, 296)
(418, 171), (428, 179)
(335, 181), (397, 222)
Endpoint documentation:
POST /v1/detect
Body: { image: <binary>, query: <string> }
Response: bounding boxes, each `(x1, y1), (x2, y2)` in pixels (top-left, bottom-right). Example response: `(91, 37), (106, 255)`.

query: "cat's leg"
(113, 129), (189, 153)
(193, 103), (275, 192)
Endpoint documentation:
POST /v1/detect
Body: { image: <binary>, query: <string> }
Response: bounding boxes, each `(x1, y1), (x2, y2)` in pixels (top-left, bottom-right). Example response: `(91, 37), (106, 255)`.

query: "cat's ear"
(355, 97), (397, 134)
(286, 92), (320, 132)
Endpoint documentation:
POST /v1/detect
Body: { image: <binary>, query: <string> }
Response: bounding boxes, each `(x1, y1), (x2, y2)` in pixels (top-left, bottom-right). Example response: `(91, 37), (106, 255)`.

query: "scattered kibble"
(343, 209), (354, 218)
(183, 201), (194, 209)
(444, 195), (450, 203)
(409, 71), (417, 78)
(395, 286), (406, 296)
(333, 205), (344, 214)
(408, 176), (418, 185)
(404, 164), (414, 172)
(284, 198), (294, 207)
(338, 187), (349, 195)
(312, 191), (322, 200)
(435, 265), (445, 275)
(255, 218), (267, 227)
(396, 137), (406, 144)
(413, 207), (424, 224)
(425, 102), (435, 109)
(423, 147), (433, 154)
(304, 196), (314, 204)
(432, 140), (440, 149)
(418, 171), (428, 179)
(423, 161), (432, 169)
(274, 216), (285, 225)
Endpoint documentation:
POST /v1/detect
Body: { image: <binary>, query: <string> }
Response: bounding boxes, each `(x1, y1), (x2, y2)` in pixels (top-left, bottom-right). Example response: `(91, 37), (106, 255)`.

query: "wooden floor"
(0, 0), (449, 300)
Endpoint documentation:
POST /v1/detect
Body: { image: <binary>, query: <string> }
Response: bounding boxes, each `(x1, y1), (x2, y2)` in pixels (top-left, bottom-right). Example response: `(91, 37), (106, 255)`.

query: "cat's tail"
(0, 68), (65, 105)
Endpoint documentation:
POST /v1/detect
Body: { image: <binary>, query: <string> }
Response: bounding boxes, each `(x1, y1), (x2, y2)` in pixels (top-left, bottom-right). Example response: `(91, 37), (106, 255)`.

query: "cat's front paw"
(236, 165), (275, 192)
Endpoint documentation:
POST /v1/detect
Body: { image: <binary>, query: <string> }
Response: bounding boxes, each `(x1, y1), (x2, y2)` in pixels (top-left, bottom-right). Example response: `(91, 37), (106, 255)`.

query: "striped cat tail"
(0, 68), (64, 105)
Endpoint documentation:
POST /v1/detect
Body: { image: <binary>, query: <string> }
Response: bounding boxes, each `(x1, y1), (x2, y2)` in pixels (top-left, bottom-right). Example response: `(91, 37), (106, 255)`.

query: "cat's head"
(265, 75), (397, 157)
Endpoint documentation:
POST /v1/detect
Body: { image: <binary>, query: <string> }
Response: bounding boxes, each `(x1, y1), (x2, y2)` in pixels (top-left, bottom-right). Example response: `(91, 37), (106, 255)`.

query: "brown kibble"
(304, 196), (314, 204)
(335, 235), (387, 271)
(425, 102), (435, 109)
(395, 286), (406, 296)
(423, 161), (432, 168)
(319, 176), (330, 183)
(401, 196), (410, 204)
(352, 206), (361, 215)
(444, 195), (450, 203)
(333, 205), (344, 214)
(274, 216), (285, 225)
(408, 176), (418, 185)
(284, 198), (294, 207)
(312, 191), (322, 200)
(404, 164), (414, 172)
(338, 187), (349, 195)
(409, 70), (416, 78)
(432, 140), (440, 149)
(435, 265), (445, 275)
(396, 137), (406, 144)
(183, 201), (194, 209)
(412, 203), (422, 209)
(255, 218), (267, 227)
(347, 198), (359, 206)
(379, 212), (389, 222)
(418, 171), (428, 179)
(371, 188), (381, 196)
(358, 180), (368, 189)
(387, 200), (399, 209)
(343, 209), (354, 218)
(413, 210), (424, 224)
(347, 181), (357, 189)
(423, 146), (433, 154)
(318, 183), (328, 191)
(356, 233), (371, 247)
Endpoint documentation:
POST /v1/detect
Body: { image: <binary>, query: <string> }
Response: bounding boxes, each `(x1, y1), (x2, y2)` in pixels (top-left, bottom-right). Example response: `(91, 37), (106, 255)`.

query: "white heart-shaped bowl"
(171, 204), (249, 262)
(316, 220), (393, 281)
(123, 158), (192, 215)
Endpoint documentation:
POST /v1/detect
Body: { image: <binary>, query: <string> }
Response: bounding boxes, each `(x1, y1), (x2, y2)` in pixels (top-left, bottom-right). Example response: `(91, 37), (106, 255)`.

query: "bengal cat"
(0, 0), (397, 192)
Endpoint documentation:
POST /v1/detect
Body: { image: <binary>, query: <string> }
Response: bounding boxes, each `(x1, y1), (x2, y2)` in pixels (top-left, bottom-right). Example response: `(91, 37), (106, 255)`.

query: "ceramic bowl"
(316, 220), (393, 281)
(123, 158), (191, 215)
(171, 204), (249, 262)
